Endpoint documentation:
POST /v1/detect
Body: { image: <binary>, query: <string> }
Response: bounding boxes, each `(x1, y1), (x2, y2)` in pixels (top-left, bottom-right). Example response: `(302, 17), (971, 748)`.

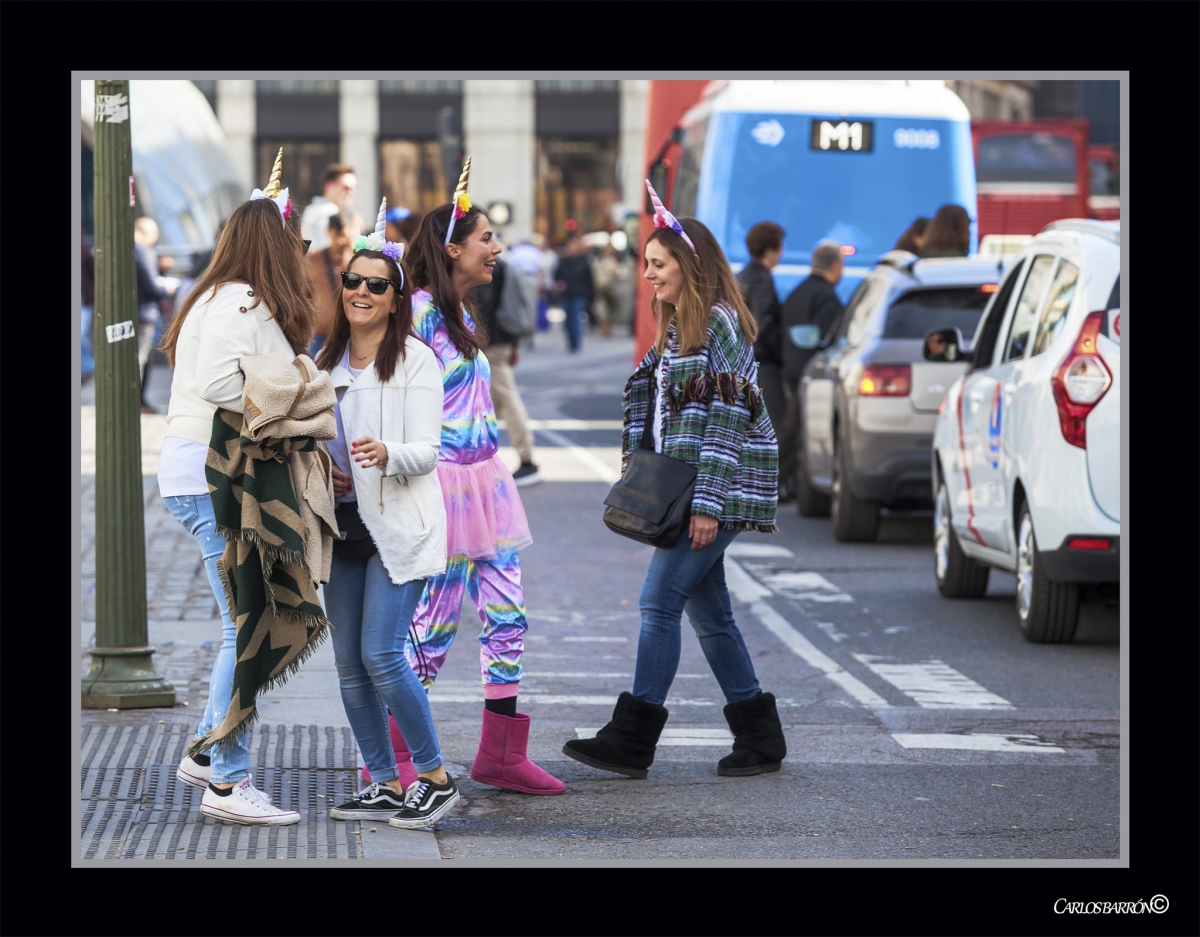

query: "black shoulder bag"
(602, 370), (697, 549)
(333, 501), (377, 561)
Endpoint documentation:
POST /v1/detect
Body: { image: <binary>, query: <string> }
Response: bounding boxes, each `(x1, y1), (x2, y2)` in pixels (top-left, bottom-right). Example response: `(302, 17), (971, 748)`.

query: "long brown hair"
(921, 204), (970, 257)
(314, 250), (414, 384)
(647, 217), (757, 356)
(161, 198), (316, 367)
(405, 202), (488, 359)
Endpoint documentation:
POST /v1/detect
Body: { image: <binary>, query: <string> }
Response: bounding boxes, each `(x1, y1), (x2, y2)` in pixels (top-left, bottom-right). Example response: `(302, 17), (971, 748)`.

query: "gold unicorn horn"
(264, 148), (284, 199)
(452, 156), (472, 201)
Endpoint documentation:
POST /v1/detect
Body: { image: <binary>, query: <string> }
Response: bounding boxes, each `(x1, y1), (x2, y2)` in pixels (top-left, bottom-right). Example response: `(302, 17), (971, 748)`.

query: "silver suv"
(796, 254), (1008, 541)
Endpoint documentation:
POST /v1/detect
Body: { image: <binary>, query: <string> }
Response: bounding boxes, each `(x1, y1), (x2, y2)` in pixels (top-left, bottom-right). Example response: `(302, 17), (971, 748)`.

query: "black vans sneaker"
(512, 462), (542, 488)
(388, 775), (460, 829)
(329, 783), (408, 820)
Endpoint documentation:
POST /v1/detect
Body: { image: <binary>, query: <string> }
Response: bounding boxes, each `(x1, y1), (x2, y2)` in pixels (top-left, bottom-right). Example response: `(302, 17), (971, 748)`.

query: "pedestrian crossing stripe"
(575, 727), (734, 746)
(892, 734), (1063, 753)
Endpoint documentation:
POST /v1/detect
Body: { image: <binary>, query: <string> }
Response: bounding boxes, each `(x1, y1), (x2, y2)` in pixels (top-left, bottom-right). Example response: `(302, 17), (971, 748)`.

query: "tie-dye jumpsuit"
(406, 290), (534, 702)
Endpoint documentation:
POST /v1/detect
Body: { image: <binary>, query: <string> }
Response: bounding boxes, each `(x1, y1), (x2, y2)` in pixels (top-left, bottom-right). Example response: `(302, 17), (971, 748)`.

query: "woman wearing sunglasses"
(312, 204), (461, 829)
(397, 161), (564, 796)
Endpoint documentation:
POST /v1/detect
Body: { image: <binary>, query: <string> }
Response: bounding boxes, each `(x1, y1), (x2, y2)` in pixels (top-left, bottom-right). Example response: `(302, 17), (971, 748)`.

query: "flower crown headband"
(354, 198), (405, 288)
(443, 157), (473, 247)
(250, 148), (293, 221)
(646, 178), (697, 256)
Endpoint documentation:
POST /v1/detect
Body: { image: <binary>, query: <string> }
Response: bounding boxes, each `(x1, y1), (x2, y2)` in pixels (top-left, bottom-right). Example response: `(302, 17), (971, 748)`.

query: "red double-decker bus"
(972, 118), (1090, 239)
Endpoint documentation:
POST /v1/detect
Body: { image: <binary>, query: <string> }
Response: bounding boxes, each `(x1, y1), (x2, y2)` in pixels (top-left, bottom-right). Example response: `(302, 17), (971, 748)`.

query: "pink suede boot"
(470, 709), (566, 795)
(360, 714), (419, 790)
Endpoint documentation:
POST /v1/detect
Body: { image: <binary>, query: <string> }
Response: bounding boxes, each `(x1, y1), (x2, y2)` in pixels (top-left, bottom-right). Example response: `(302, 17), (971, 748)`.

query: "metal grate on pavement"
(81, 721), (367, 860)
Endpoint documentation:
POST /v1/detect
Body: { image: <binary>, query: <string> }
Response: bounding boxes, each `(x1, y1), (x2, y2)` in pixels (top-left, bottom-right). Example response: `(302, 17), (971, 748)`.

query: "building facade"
(204, 79), (648, 247)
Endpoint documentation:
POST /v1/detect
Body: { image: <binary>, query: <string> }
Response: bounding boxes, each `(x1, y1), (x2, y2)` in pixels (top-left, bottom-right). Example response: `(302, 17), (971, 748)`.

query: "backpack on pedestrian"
(496, 260), (539, 339)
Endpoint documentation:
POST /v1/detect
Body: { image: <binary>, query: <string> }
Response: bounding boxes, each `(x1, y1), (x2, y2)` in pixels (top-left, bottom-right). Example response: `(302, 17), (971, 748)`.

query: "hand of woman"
(351, 436), (388, 470)
(689, 514), (719, 550)
(331, 465), (352, 497)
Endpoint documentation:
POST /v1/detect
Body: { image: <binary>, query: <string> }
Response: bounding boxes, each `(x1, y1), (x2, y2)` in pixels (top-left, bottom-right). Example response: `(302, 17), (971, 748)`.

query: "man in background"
(302, 163), (357, 254)
(778, 241), (845, 502)
(134, 217), (175, 412)
(305, 209), (356, 356)
(552, 233), (594, 353)
(736, 221), (786, 486)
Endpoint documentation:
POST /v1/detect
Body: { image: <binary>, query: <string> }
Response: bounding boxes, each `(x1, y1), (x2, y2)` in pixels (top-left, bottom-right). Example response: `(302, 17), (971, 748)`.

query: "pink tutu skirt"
(437, 454), (533, 560)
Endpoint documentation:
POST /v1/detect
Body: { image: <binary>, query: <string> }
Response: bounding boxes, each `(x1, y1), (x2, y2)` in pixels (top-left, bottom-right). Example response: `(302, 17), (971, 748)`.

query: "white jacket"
(165, 282), (296, 443)
(331, 337), (448, 584)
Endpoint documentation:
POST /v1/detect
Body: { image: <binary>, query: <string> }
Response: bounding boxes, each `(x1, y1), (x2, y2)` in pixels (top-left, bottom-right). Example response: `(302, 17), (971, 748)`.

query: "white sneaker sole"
(388, 790), (460, 829)
(200, 802), (301, 826)
(329, 805), (405, 821)
(176, 766), (210, 789)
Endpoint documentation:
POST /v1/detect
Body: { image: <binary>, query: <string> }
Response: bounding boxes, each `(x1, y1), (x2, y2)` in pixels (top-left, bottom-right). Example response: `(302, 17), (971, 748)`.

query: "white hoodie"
(330, 336), (448, 584)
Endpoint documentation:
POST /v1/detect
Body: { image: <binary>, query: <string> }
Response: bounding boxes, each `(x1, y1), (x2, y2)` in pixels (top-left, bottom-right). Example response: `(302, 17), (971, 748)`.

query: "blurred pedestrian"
(921, 204), (971, 257)
(302, 162), (358, 254)
(892, 216), (929, 255)
(552, 233), (594, 353)
(160, 165), (316, 827)
(305, 209), (356, 357)
(736, 221), (786, 457)
(563, 183), (785, 781)
(779, 242), (845, 501)
(506, 234), (552, 333)
(81, 243), (95, 383)
(134, 217), (174, 412)
(403, 164), (564, 796)
(471, 253), (542, 487)
(591, 243), (623, 338)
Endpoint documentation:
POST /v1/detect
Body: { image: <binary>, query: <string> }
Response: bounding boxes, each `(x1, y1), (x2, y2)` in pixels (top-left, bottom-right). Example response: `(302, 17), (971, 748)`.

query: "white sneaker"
(176, 754), (211, 789)
(200, 778), (301, 826)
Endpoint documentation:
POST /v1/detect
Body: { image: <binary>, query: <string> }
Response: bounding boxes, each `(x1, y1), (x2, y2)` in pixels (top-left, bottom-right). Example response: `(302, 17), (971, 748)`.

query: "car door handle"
(968, 390), (985, 403)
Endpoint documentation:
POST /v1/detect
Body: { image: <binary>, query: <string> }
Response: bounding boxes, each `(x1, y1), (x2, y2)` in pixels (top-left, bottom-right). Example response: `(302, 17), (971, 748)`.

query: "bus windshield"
(689, 111), (974, 270)
(976, 133), (1076, 184)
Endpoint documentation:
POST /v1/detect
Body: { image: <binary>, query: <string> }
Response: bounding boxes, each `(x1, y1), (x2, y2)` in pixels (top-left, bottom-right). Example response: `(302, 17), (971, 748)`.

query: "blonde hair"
(647, 217), (757, 356)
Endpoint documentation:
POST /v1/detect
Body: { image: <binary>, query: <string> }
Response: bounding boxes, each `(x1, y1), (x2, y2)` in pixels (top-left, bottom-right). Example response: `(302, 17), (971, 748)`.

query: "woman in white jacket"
(159, 192), (316, 826)
(314, 228), (460, 830)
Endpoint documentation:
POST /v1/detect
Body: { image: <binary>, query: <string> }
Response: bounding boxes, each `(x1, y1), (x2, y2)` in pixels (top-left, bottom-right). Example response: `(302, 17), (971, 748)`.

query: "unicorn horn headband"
(353, 197), (406, 287)
(250, 147), (293, 221)
(645, 179), (696, 256)
(444, 157), (473, 247)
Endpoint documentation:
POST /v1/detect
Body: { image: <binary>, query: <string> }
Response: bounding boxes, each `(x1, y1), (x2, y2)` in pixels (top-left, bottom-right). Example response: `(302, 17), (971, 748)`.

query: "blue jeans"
(81, 305), (95, 379)
(164, 494), (252, 784)
(325, 552), (444, 778)
(631, 527), (762, 707)
(564, 296), (587, 352)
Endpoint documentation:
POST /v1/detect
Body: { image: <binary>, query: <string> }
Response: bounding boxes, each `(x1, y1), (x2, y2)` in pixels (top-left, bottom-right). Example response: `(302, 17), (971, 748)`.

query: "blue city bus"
(671, 81), (978, 303)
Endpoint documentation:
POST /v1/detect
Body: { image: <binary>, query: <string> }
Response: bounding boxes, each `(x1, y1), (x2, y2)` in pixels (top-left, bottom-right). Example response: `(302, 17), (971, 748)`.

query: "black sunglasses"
(341, 271), (398, 294)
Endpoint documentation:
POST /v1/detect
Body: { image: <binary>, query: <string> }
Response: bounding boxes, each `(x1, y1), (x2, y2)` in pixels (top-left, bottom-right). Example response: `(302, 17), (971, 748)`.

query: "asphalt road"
(415, 335), (1121, 860)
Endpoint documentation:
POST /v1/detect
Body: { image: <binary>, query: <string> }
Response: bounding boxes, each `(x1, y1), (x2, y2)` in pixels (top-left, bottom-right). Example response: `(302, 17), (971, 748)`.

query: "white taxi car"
(926, 220), (1120, 643)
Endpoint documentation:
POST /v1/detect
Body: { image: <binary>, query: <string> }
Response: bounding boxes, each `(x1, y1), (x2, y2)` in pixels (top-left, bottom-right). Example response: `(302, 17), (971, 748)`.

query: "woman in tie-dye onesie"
(395, 198), (564, 795)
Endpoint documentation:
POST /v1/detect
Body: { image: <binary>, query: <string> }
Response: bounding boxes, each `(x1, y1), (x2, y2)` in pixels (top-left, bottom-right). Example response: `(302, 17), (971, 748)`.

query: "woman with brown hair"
(160, 154), (314, 826)
(892, 216), (930, 255)
(562, 181), (787, 781)
(920, 204), (972, 257)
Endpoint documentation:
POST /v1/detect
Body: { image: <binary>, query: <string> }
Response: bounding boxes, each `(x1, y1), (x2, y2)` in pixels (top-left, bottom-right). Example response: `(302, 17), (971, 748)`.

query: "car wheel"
(934, 480), (989, 598)
(1016, 502), (1079, 643)
(796, 440), (831, 518)
(831, 436), (879, 542)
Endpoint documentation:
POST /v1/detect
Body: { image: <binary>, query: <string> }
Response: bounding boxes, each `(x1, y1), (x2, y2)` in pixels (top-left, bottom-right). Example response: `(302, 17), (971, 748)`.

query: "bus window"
(977, 134), (1076, 185)
(673, 116), (709, 218)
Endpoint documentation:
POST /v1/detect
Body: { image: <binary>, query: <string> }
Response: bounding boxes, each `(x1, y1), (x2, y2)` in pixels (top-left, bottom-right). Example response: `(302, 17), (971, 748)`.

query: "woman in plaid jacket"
(563, 212), (788, 781)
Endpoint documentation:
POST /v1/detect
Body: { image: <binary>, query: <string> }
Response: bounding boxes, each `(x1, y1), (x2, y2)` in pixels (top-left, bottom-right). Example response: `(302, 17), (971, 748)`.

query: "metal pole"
(82, 80), (175, 708)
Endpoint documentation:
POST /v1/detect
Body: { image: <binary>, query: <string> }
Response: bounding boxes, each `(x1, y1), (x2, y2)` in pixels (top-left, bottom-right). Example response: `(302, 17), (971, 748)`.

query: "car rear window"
(883, 287), (992, 339)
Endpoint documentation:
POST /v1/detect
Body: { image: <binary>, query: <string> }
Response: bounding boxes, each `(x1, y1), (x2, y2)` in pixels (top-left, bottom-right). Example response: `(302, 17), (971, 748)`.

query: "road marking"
(853, 655), (1013, 709)
(816, 621), (850, 643)
(726, 560), (891, 710)
(892, 734), (1063, 753)
(535, 427), (622, 482)
(575, 727), (734, 746)
(499, 419), (624, 430)
(563, 636), (628, 643)
(497, 446), (622, 483)
(429, 694), (715, 706)
(738, 565), (855, 603)
(526, 672), (707, 679)
(726, 543), (795, 559)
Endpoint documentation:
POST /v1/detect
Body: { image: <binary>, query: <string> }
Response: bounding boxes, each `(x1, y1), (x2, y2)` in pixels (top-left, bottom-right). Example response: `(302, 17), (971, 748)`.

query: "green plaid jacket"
(622, 304), (779, 532)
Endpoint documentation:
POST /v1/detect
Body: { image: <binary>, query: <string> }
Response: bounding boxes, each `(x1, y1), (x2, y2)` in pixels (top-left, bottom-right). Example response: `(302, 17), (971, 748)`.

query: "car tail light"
(1068, 537), (1110, 550)
(1051, 311), (1112, 448)
(858, 365), (911, 397)
(981, 283), (999, 293)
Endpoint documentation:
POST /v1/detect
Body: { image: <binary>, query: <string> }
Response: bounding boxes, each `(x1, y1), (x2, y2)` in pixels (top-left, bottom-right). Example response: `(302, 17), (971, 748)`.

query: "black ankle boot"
(562, 692), (669, 779)
(718, 691), (786, 777)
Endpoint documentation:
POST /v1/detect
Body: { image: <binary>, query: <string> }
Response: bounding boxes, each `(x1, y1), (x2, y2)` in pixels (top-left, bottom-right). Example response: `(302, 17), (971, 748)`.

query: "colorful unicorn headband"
(250, 148), (292, 221)
(444, 157), (473, 247)
(645, 179), (696, 256)
(354, 198), (405, 287)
